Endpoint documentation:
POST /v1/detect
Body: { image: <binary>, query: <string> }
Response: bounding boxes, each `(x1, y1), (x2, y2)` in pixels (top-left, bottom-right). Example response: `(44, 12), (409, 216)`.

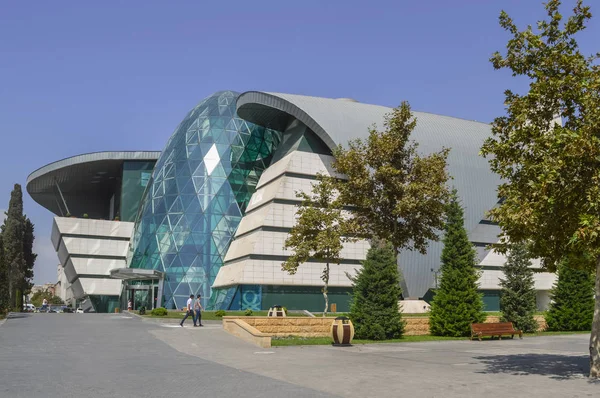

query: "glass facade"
(128, 91), (281, 310)
(120, 161), (156, 222)
(212, 285), (353, 312)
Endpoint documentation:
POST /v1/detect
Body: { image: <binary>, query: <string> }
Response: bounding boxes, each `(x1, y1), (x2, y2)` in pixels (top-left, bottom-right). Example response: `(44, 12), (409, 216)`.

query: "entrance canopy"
(110, 268), (164, 281)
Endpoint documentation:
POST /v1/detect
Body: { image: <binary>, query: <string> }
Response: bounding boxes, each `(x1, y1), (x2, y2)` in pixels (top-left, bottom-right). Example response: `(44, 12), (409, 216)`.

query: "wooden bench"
(471, 322), (523, 341)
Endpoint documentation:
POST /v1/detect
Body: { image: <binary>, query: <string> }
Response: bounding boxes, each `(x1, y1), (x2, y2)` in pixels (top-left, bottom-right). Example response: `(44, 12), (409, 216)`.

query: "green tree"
(545, 258), (595, 331)
(21, 218), (36, 297)
(499, 244), (538, 333)
(0, 236), (9, 314)
(429, 193), (485, 337)
(30, 290), (64, 308)
(480, 0), (600, 377)
(282, 174), (357, 316)
(333, 102), (451, 257)
(349, 240), (404, 340)
(2, 184), (25, 310)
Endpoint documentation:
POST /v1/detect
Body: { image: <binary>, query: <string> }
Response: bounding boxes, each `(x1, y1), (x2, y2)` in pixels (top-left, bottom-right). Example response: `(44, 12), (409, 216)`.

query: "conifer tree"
(1, 184), (28, 310)
(499, 243), (538, 332)
(21, 218), (36, 297)
(349, 239), (404, 340)
(545, 258), (595, 332)
(429, 193), (485, 337)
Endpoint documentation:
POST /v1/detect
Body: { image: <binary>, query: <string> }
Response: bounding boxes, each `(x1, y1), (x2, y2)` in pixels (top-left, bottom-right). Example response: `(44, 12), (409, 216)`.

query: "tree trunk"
(590, 256), (600, 378)
(323, 262), (330, 317)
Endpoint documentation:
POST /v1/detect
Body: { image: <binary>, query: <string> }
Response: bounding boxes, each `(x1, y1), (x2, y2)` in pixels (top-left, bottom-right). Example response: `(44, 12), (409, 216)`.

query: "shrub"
(83, 213), (89, 218)
(215, 310), (226, 317)
(151, 307), (168, 316)
(244, 309), (253, 316)
(139, 306), (146, 315)
(349, 239), (404, 340)
(282, 306), (288, 315)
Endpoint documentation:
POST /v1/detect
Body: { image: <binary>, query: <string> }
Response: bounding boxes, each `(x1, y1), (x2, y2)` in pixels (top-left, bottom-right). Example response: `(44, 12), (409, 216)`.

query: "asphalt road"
(0, 313), (332, 398)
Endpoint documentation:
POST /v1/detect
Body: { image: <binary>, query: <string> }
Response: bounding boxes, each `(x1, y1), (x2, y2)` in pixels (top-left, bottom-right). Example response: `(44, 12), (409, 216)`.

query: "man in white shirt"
(180, 294), (195, 327)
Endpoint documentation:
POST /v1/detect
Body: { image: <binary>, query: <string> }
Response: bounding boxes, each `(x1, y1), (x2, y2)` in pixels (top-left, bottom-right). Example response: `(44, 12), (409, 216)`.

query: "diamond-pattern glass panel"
(128, 91), (281, 309)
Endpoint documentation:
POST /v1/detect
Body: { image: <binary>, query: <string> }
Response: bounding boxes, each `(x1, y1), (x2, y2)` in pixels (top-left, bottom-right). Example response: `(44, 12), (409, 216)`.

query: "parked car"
(62, 306), (73, 313)
(76, 308), (84, 313)
(22, 304), (35, 312)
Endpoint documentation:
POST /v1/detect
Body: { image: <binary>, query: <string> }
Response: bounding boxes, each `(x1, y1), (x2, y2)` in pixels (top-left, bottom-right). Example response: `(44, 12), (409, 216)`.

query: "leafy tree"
(545, 257), (595, 331)
(282, 174), (357, 316)
(349, 240), (404, 340)
(0, 236), (9, 314)
(429, 193), (485, 337)
(333, 102), (451, 257)
(499, 243), (538, 333)
(480, 0), (600, 377)
(30, 289), (64, 308)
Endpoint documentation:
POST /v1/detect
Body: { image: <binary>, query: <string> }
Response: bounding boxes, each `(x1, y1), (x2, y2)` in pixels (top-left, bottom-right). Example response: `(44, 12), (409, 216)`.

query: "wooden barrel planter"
(331, 316), (354, 346)
(267, 305), (286, 317)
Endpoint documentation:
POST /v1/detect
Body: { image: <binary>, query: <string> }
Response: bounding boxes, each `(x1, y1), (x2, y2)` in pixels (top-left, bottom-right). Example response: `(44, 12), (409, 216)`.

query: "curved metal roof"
(237, 91), (501, 297)
(27, 151), (161, 216)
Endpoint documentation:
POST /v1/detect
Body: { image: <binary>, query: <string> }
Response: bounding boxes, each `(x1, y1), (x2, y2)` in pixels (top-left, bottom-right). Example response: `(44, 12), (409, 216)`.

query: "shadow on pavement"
(474, 353), (592, 381)
(7, 312), (32, 319)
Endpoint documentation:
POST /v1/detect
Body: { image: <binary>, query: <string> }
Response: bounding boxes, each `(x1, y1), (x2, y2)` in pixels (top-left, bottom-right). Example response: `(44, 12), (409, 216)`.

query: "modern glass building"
(128, 91), (281, 310)
(27, 90), (557, 313)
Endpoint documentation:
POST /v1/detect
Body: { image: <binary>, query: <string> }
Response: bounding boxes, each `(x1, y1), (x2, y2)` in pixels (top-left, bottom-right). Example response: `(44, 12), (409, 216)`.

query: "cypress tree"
(545, 258), (595, 332)
(429, 193), (485, 337)
(499, 243), (538, 333)
(2, 184), (26, 310)
(21, 218), (36, 297)
(349, 239), (404, 340)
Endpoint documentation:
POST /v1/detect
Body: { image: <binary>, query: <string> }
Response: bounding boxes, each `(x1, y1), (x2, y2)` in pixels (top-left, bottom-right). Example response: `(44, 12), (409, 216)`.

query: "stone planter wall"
(404, 315), (547, 335)
(230, 316), (332, 337)
(223, 314), (548, 339)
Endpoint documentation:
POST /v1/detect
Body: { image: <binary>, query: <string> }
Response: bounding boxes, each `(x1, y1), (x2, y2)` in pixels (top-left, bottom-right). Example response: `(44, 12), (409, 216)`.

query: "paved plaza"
(1, 314), (598, 397)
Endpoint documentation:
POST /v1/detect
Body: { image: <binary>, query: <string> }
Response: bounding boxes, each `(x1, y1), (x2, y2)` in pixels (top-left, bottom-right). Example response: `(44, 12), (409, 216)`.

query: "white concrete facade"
(213, 151), (369, 289)
(51, 217), (134, 300)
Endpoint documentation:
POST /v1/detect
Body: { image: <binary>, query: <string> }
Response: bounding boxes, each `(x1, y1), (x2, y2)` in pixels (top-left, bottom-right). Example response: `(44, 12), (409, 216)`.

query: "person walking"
(180, 294), (195, 327)
(194, 294), (203, 327)
(42, 298), (48, 312)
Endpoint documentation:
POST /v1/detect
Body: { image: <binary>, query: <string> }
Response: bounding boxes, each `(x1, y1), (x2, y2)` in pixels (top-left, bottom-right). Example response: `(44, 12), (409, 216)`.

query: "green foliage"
(21, 219), (36, 295)
(545, 260), (594, 331)
(499, 244), (538, 333)
(150, 307), (168, 316)
(429, 194), (485, 337)
(82, 213), (89, 218)
(244, 309), (253, 316)
(30, 290), (63, 308)
(1, 184), (36, 311)
(349, 240), (405, 340)
(138, 306), (146, 315)
(215, 310), (226, 317)
(282, 306), (288, 315)
(480, 0), (600, 377)
(333, 101), (451, 254)
(282, 174), (358, 316)
(480, 0), (600, 270)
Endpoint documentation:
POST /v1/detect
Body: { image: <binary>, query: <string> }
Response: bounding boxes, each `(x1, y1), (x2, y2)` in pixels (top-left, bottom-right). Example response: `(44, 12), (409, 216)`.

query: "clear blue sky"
(1, 0), (598, 284)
